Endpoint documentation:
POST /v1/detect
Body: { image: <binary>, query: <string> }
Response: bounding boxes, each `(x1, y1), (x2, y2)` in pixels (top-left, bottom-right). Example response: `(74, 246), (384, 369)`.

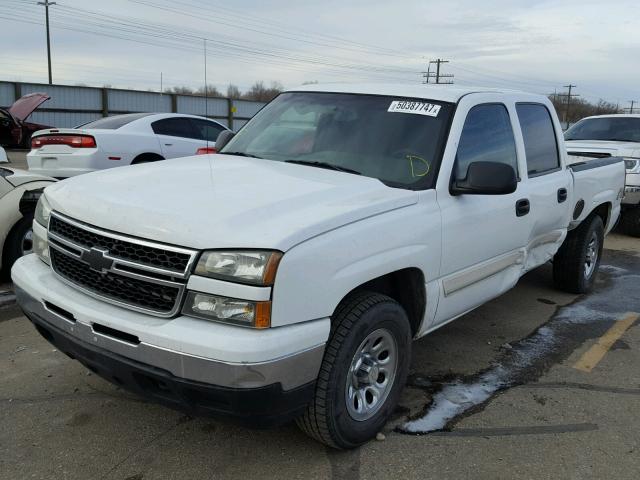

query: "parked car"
(12, 84), (625, 448)
(27, 113), (230, 178)
(564, 114), (640, 236)
(0, 147), (55, 276)
(0, 93), (51, 149)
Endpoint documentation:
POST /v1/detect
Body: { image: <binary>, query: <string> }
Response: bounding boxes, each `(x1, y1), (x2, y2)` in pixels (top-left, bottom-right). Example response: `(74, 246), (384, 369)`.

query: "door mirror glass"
(216, 130), (236, 151)
(451, 161), (517, 195)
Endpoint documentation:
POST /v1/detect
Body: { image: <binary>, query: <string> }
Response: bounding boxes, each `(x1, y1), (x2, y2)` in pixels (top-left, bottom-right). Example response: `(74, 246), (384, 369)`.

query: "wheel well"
(344, 268), (426, 336)
(131, 152), (164, 164)
(590, 202), (611, 228)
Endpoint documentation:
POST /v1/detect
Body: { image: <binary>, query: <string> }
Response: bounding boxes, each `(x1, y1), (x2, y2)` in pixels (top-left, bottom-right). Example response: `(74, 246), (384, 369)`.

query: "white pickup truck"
(564, 114), (640, 236)
(12, 84), (625, 449)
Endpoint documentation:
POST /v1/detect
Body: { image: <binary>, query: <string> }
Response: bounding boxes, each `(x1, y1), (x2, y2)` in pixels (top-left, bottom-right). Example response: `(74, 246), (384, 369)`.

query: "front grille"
(49, 216), (190, 273)
(51, 249), (180, 313)
(48, 213), (196, 317)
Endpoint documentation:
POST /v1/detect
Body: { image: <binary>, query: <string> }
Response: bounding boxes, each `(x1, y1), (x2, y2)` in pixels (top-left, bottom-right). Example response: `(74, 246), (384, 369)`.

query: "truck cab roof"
(286, 83), (544, 104)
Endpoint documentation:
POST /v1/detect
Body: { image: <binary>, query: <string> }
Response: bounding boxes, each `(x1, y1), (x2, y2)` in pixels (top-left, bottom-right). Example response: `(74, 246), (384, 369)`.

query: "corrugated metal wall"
(0, 81), (266, 130)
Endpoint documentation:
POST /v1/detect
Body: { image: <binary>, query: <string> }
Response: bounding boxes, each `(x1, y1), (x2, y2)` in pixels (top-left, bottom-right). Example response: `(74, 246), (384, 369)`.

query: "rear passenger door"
(151, 117), (204, 158)
(435, 101), (531, 324)
(514, 103), (572, 270)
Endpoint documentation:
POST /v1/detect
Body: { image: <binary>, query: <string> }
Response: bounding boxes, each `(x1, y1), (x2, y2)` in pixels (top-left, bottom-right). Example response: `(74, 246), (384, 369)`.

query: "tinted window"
(79, 113), (151, 129)
(222, 92), (454, 189)
(152, 117), (197, 138)
(455, 104), (518, 180)
(564, 117), (640, 142)
(516, 104), (560, 175)
(190, 118), (225, 142)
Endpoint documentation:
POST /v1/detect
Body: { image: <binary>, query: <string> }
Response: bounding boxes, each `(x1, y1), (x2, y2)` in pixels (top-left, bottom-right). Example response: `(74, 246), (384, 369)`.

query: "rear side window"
(516, 104), (560, 176)
(190, 118), (226, 142)
(152, 117), (198, 138)
(455, 104), (518, 180)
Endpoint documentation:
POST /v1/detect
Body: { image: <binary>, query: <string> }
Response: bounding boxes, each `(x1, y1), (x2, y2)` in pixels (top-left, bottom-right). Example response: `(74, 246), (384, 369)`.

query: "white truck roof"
(578, 113), (640, 120)
(287, 82), (538, 103)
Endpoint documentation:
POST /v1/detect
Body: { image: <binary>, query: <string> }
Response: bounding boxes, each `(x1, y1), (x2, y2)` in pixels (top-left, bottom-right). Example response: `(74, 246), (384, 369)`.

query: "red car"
(0, 93), (51, 148)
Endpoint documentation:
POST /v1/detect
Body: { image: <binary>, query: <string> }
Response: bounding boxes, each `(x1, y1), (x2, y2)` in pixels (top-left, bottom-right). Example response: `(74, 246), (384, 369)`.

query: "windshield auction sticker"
(387, 101), (441, 117)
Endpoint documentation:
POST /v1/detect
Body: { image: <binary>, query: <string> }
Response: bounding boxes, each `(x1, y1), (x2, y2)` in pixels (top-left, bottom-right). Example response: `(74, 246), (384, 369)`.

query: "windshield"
(565, 117), (640, 142)
(221, 92), (454, 189)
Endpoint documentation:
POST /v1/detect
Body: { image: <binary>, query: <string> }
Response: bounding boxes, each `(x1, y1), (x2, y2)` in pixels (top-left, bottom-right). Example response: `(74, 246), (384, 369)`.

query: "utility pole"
(628, 100), (637, 114)
(37, 1), (56, 85)
(422, 58), (454, 84)
(562, 84), (579, 129)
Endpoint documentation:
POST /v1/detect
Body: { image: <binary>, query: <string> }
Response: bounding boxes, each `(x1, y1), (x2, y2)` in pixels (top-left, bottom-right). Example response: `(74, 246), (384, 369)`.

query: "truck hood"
(565, 140), (640, 158)
(44, 155), (418, 251)
(8, 93), (50, 122)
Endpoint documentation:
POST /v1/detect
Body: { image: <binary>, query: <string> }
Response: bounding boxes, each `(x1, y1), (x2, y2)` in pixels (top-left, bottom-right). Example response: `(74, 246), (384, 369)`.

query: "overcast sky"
(1, 0), (638, 106)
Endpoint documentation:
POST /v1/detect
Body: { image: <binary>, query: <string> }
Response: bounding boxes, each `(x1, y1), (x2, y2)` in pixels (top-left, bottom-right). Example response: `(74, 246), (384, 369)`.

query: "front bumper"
(623, 173), (640, 206)
(12, 255), (328, 425)
(20, 290), (315, 426)
(16, 288), (315, 427)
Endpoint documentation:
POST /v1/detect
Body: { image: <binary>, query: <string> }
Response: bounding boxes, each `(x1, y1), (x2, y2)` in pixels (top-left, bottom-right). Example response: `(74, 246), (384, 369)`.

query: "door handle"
(164, 143), (173, 146)
(557, 188), (568, 203)
(516, 199), (530, 217)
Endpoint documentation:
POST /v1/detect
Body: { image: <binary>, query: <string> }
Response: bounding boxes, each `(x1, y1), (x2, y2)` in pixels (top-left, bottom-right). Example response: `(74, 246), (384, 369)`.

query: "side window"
(516, 103), (560, 176)
(151, 118), (197, 139)
(190, 119), (225, 142)
(455, 104), (518, 180)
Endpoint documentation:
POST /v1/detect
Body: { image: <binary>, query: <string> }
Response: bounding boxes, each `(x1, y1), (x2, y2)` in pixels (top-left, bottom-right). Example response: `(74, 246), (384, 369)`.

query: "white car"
(13, 84), (624, 448)
(27, 113), (229, 178)
(0, 146), (56, 275)
(564, 114), (640, 236)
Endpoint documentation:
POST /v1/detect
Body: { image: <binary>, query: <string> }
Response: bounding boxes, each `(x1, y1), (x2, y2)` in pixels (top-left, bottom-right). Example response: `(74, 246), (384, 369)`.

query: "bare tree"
(243, 81), (283, 102)
(195, 84), (222, 97)
(227, 84), (242, 99)
(169, 86), (194, 95)
(548, 94), (619, 124)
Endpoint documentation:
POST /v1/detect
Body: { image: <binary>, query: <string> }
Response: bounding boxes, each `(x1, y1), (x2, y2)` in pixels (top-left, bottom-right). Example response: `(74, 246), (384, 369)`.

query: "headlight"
(194, 250), (282, 286)
(182, 291), (271, 328)
(32, 225), (50, 265)
(34, 194), (52, 227)
(624, 158), (640, 173)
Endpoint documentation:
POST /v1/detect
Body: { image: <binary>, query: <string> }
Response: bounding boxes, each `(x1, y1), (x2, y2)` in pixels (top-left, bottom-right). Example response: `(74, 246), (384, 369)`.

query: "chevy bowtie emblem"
(81, 248), (113, 273)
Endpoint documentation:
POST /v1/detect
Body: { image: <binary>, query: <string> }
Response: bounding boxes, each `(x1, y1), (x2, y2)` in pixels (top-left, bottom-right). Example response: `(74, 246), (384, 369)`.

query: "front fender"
(0, 180), (55, 270)
(270, 198), (441, 328)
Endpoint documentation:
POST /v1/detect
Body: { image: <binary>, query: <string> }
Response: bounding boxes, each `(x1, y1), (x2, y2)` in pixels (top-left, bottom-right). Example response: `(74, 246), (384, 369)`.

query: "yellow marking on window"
(573, 312), (639, 373)
(407, 155), (430, 177)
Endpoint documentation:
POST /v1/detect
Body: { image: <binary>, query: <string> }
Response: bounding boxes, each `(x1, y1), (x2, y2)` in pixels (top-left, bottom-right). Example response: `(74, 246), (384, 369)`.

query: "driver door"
(433, 100), (531, 325)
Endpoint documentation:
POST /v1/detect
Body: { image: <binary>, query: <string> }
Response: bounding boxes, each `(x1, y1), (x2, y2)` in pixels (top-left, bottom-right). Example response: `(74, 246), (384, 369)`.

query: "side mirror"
(215, 130), (236, 151)
(451, 161), (517, 195)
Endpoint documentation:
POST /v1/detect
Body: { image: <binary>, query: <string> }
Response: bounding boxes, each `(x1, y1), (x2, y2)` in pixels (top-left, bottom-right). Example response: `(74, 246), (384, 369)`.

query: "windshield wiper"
(603, 138), (636, 143)
(220, 151), (263, 159)
(284, 160), (361, 175)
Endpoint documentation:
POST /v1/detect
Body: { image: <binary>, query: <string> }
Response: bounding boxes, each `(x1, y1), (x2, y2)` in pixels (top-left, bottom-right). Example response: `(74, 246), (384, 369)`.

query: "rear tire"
(553, 215), (604, 294)
(620, 209), (640, 237)
(296, 291), (412, 449)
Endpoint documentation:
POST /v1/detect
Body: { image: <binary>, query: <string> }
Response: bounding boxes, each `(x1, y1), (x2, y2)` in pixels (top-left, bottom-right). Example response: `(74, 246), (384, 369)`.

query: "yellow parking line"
(573, 312), (639, 373)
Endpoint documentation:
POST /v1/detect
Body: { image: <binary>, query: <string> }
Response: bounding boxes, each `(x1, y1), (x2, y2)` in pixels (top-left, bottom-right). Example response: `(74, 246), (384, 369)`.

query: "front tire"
(296, 292), (411, 449)
(620, 208), (640, 237)
(553, 215), (604, 294)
